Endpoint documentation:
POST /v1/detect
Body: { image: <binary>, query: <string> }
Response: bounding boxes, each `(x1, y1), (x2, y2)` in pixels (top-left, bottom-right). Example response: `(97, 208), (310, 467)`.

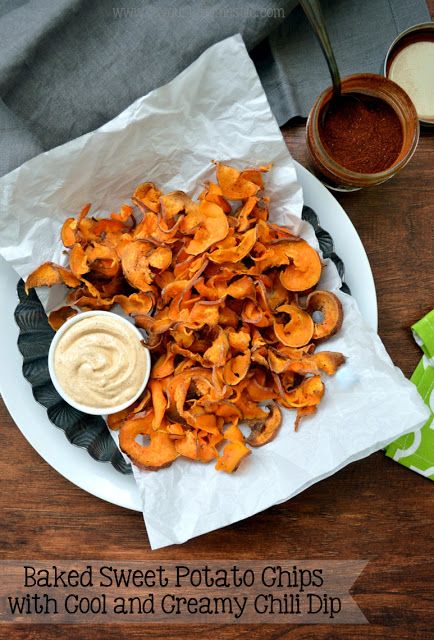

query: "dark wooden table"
(1, 17), (433, 640)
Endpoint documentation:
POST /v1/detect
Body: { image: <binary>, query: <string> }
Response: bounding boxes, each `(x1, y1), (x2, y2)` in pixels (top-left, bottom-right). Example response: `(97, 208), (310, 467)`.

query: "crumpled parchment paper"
(0, 35), (428, 549)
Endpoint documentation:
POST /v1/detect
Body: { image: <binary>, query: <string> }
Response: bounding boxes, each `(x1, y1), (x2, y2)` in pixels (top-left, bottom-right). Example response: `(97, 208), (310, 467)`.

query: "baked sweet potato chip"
(69, 244), (89, 278)
(26, 162), (345, 474)
(279, 240), (322, 292)
(175, 430), (199, 460)
(273, 304), (314, 348)
(48, 306), (78, 331)
(107, 391), (151, 431)
(120, 240), (154, 290)
(25, 262), (80, 293)
(215, 441), (251, 472)
(133, 182), (161, 213)
(306, 290), (343, 341)
(208, 227), (257, 263)
(185, 201), (229, 255)
(61, 218), (78, 247)
(119, 411), (178, 470)
(199, 182), (231, 213)
(247, 403), (282, 447)
(216, 162), (265, 200)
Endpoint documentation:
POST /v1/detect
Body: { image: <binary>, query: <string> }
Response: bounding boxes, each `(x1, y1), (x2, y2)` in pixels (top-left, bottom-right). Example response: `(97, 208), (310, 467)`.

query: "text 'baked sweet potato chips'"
(26, 162), (345, 473)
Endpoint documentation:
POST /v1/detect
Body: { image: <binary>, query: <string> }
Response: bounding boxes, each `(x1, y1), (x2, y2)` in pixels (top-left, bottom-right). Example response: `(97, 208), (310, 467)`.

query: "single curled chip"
(119, 411), (178, 470)
(273, 304), (314, 348)
(215, 441), (251, 472)
(279, 240), (322, 292)
(306, 290), (343, 341)
(48, 306), (78, 331)
(216, 162), (265, 200)
(25, 263), (80, 293)
(247, 403), (282, 447)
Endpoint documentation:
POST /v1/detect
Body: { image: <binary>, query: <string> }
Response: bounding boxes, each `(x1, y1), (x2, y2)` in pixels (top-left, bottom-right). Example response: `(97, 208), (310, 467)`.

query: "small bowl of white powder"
(384, 22), (434, 128)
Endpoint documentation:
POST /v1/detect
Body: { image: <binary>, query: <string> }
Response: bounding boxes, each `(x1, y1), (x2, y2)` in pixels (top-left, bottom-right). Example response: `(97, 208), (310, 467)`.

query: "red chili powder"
(319, 93), (403, 173)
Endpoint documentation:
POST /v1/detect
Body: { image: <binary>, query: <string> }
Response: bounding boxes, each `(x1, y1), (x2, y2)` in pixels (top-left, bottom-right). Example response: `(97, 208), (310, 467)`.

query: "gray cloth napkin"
(0, 0), (429, 176)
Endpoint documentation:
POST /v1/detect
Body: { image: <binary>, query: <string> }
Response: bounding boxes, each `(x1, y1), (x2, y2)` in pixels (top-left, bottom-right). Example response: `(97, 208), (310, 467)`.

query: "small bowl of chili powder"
(306, 73), (419, 191)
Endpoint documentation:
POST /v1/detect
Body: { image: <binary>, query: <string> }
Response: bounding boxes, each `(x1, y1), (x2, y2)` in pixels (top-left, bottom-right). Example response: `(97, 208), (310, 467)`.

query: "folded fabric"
(385, 310), (434, 479)
(0, 0), (429, 175)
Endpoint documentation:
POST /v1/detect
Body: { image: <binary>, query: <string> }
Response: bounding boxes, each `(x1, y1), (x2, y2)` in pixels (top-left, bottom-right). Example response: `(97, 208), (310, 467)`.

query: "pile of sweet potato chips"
(26, 162), (345, 473)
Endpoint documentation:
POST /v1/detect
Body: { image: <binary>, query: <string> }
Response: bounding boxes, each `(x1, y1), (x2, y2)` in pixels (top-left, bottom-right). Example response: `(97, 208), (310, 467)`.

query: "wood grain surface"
(1, 5), (433, 639)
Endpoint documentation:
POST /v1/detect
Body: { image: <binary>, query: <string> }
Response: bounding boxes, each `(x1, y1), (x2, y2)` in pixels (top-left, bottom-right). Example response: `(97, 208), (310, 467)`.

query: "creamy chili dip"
(53, 314), (148, 409)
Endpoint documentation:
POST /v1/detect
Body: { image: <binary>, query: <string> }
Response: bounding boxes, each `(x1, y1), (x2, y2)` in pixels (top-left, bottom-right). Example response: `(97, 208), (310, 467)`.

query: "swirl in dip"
(53, 314), (148, 409)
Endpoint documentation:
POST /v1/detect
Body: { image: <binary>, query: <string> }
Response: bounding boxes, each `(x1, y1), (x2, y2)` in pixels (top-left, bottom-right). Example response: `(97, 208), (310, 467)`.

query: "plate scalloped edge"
(0, 161), (378, 511)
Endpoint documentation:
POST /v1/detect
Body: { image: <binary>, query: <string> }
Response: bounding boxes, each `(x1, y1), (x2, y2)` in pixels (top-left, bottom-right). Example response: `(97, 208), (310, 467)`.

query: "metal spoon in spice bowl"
(299, 0), (342, 109)
(301, 0), (420, 191)
(300, 0), (365, 124)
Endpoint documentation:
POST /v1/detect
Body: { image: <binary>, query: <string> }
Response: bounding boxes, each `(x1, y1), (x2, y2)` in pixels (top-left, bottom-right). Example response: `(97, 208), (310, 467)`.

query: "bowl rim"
(307, 72), (420, 185)
(48, 309), (151, 416)
(383, 21), (434, 127)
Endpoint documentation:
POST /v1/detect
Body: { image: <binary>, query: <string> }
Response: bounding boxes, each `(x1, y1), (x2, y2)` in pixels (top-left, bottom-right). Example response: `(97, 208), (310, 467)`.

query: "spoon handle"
(299, 0), (341, 96)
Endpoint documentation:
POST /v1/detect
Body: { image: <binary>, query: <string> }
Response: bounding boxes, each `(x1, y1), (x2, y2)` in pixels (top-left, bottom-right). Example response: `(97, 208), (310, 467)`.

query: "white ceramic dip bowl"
(48, 310), (151, 415)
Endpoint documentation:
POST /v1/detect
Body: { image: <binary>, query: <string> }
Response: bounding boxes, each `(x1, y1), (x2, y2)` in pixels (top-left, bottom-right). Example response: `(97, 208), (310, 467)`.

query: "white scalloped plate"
(0, 162), (377, 512)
